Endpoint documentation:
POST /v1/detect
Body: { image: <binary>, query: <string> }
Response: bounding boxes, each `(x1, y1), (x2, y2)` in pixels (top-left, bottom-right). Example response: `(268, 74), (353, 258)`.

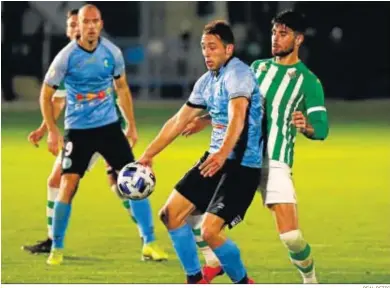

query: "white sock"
(187, 214), (220, 267)
(47, 186), (59, 240)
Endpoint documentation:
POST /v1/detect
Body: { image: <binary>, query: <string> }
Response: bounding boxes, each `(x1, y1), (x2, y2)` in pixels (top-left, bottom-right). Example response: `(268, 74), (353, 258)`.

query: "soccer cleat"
(186, 278), (209, 284)
(247, 278), (255, 284)
(303, 276), (318, 284)
(141, 242), (168, 261)
(202, 265), (224, 282)
(46, 249), (64, 265)
(22, 238), (52, 254)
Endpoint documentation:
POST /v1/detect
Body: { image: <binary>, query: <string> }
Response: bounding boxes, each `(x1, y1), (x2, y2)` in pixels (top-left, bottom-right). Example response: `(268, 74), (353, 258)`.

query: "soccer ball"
(117, 162), (156, 200)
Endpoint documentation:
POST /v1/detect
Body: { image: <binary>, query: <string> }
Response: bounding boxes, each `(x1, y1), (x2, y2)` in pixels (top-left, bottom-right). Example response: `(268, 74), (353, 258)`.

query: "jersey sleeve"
(225, 68), (255, 100)
(53, 81), (66, 98)
(303, 77), (329, 140)
(113, 49), (125, 79)
(187, 75), (207, 109)
(44, 50), (68, 89)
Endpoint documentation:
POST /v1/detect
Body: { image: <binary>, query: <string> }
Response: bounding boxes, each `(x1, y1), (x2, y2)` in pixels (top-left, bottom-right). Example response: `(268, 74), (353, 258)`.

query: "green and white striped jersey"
(251, 58), (328, 167)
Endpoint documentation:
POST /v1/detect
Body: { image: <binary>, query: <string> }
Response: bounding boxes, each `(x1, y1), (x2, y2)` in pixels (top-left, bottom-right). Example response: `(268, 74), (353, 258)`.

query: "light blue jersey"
(44, 37), (125, 129)
(188, 57), (263, 168)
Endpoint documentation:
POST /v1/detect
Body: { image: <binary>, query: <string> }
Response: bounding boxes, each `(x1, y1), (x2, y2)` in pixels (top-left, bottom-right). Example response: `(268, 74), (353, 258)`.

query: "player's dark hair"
(203, 20), (235, 45)
(272, 10), (306, 34)
(67, 9), (79, 18)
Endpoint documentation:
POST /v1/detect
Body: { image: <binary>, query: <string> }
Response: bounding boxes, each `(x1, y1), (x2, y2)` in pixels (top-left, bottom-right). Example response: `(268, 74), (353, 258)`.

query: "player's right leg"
(47, 129), (96, 265)
(186, 213), (224, 282)
(22, 156), (62, 254)
(261, 160), (318, 283)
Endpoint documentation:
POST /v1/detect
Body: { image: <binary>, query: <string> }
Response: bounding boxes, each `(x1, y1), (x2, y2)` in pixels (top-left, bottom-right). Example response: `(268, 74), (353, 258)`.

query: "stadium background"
(1, 1), (389, 284)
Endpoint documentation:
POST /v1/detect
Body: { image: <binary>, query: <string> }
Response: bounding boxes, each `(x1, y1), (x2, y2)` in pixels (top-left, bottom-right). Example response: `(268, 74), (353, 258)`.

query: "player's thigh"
(259, 160), (297, 206)
(61, 129), (96, 178)
(174, 152), (223, 214)
(97, 121), (135, 171)
(207, 164), (260, 229)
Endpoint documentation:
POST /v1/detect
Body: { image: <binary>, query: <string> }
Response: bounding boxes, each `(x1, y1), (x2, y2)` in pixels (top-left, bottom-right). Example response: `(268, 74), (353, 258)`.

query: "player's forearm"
(218, 115), (245, 158)
(39, 84), (58, 132)
(117, 87), (137, 130)
(38, 98), (65, 132)
(144, 115), (188, 158)
(304, 113), (329, 140)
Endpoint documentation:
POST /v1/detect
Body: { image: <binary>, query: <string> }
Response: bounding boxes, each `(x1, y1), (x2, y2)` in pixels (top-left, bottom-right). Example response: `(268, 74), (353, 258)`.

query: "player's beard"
(273, 44), (294, 57)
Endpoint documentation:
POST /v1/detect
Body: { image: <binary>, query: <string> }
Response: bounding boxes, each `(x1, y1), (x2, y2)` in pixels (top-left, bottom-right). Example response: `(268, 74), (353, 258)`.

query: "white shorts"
(259, 159), (297, 205)
(55, 152), (100, 172)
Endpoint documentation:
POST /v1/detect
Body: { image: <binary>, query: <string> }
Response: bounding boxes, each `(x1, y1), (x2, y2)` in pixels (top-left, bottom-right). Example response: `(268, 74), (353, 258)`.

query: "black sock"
(187, 271), (203, 283)
(236, 274), (249, 284)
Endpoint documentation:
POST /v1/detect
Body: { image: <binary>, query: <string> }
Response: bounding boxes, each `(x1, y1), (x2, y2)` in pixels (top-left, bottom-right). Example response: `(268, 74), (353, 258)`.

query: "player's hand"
(125, 126), (138, 148)
(27, 127), (46, 147)
(47, 127), (63, 156)
(199, 151), (227, 177)
(182, 116), (208, 137)
(291, 111), (307, 133)
(137, 153), (153, 168)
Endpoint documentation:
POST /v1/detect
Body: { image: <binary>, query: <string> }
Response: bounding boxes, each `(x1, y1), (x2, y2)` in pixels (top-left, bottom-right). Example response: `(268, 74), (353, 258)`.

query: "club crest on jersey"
(259, 63), (268, 72)
(288, 68), (297, 79)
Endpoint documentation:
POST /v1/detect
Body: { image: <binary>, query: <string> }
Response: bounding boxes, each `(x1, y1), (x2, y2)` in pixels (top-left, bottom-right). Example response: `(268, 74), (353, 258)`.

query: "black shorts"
(175, 152), (260, 229)
(61, 121), (134, 177)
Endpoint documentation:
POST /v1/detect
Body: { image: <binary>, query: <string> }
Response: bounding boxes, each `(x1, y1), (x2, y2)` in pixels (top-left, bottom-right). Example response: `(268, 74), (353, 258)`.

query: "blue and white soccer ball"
(117, 162), (156, 200)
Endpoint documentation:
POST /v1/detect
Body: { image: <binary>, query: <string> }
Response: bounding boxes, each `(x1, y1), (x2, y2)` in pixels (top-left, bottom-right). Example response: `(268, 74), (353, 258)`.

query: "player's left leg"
(187, 213), (224, 282)
(263, 161), (317, 283)
(98, 122), (167, 261)
(200, 164), (260, 284)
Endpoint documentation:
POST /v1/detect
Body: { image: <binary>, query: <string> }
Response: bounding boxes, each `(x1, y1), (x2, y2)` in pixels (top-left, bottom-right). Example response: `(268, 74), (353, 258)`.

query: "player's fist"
(182, 116), (209, 137)
(47, 127), (63, 156)
(291, 111), (307, 132)
(28, 128), (46, 147)
(125, 126), (138, 148)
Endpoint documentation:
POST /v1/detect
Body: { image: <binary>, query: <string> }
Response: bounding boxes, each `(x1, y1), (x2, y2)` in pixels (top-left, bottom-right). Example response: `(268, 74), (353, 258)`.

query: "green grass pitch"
(1, 100), (390, 283)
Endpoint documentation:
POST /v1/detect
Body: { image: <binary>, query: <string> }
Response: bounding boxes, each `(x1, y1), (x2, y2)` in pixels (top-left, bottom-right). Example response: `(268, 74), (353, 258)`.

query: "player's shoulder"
(250, 58), (273, 70)
(299, 62), (320, 82)
(55, 40), (78, 62)
(100, 37), (122, 56)
(226, 57), (253, 77)
(194, 71), (211, 90)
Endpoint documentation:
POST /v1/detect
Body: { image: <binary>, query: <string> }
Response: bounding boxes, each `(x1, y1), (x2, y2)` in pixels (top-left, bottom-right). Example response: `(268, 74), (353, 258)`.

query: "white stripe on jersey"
(259, 65), (278, 98)
(307, 106), (326, 114)
(268, 69), (291, 158)
(279, 73), (304, 162)
(286, 94), (304, 165)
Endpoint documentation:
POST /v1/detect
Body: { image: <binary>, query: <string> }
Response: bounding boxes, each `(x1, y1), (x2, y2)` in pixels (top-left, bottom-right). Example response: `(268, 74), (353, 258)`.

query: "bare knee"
(48, 165), (62, 188)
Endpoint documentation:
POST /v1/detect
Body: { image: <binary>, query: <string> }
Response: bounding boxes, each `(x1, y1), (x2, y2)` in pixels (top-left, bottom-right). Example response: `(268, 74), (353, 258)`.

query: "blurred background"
(1, 1), (390, 102)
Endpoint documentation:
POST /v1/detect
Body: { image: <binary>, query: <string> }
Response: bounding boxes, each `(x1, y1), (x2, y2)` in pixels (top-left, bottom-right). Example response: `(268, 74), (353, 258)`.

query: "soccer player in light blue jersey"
(39, 5), (167, 265)
(24, 8), (167, 262)
(138, 20), (263, 284)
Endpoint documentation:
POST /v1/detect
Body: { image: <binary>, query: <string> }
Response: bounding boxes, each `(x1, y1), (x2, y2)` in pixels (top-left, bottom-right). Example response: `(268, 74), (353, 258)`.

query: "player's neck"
(274, 53), (300, 66)
(78, 38), (99, 52)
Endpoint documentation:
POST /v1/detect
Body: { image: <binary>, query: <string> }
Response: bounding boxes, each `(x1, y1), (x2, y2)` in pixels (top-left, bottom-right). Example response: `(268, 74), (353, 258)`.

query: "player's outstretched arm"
(199, 97), (248, 177)
(114, 74), (138, 147)
(139, 104), (204, 166)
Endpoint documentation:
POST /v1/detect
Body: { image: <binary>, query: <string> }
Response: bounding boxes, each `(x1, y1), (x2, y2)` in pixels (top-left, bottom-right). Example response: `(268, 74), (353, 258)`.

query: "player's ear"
(295, 34), (304, 47)
(226, 44), (234, 56)
(100, 19), (104, 29)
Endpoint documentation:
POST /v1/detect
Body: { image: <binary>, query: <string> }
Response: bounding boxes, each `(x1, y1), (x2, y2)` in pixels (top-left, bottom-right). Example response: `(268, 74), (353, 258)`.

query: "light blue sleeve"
(187, 74), (207, 109)
(225, 68), (255, 100)
(113, 49), (125, 78)
(44, 49), (69, 88)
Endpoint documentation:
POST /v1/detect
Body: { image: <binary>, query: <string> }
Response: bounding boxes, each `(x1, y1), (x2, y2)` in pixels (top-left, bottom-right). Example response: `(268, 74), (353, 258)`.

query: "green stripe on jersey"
(251, 59), (320, 167)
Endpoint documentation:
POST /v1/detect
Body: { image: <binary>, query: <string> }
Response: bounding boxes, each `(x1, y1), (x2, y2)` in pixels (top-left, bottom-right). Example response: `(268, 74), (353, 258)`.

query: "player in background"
(38, 5), (166, 265)
(139, 20), (262, 284)
(182, 10), (329, 284)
